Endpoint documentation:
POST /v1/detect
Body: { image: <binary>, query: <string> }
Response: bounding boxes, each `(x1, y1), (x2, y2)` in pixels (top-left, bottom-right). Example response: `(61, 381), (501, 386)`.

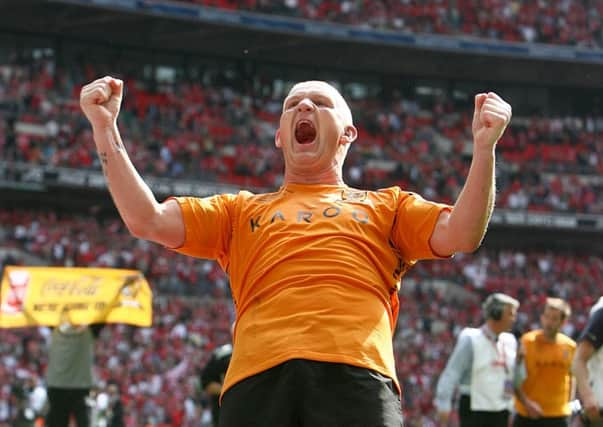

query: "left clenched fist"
(472, 92), (512, 150)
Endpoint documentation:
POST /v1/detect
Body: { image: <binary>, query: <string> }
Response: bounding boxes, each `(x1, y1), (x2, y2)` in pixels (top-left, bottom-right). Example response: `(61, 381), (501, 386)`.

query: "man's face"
(540, 306), (564, 337)
(500, 304), (518, 332)
(276, 81), (355, 177)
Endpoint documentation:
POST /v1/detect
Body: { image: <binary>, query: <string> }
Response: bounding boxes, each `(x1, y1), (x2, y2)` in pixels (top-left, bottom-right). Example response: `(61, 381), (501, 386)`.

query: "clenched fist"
(80, 76), (124, 129)
(472, 92), (512, 150)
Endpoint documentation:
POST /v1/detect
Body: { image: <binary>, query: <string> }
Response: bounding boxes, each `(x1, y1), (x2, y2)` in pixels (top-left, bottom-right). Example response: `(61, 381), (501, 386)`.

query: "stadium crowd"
(188, 0), (603, 48)
(1, 55), (602, 214)
(1, 208), (601, 426)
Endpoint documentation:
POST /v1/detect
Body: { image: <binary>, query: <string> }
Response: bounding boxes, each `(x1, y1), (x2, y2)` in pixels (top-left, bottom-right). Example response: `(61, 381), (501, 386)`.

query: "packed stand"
(189, 0), (603, 48)
(1, 208), (602, 425)
(1, 54), (602, 215)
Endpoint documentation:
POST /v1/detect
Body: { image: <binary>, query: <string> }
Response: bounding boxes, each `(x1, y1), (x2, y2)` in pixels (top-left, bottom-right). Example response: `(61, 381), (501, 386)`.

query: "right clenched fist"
(80, 76), (124, 129)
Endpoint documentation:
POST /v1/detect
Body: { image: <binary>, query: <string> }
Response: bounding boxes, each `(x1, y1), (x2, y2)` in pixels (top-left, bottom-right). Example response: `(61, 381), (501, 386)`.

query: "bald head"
(286, 81), (354, 126)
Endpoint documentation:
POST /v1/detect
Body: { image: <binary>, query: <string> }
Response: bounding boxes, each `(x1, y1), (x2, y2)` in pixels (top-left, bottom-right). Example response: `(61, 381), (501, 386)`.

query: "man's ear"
(275, 129), (282, 148)
(340, 125), (358, 145)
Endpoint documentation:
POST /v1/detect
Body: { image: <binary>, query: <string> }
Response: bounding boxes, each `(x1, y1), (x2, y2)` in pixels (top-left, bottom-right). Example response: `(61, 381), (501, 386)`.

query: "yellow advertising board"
(0, 266), (153, 328)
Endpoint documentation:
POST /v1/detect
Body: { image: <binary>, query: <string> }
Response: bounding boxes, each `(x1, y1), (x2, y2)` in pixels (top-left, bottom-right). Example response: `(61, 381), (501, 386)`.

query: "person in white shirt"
(435, 292), (519, 427)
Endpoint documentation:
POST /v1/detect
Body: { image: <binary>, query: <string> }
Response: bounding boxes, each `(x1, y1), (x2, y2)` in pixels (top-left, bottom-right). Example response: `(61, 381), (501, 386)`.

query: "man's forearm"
(570, 375), (576, 401)
(573, 358), (594, 401)
(93, 123), (161, 236)
(447, 146), (495, 252)
(514, 387), (529, 406)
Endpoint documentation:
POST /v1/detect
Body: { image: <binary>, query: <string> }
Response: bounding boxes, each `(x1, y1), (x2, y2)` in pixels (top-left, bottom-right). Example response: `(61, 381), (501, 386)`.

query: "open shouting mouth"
(295, 120), (316, 144)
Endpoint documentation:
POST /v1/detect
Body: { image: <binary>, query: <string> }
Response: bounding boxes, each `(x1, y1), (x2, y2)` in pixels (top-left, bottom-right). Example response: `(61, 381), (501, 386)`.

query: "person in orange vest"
(513, 297), (576, 427)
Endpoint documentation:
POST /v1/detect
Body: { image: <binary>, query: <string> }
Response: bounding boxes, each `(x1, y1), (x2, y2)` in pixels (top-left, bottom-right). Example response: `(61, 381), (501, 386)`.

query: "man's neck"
(283, 170), (344, 186)
(485, 320), (504, 336)
(542, 330), (558, 342)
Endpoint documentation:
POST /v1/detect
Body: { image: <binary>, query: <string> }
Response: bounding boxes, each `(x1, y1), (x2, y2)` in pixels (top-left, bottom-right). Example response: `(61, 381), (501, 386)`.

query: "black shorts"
(513, 414), (569, 427)
(219, 358), (404, 427)
(458, 394), (509, 427)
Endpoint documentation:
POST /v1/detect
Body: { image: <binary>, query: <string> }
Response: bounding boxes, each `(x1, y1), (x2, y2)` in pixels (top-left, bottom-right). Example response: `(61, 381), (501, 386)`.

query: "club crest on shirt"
(337, 189), (368, 203)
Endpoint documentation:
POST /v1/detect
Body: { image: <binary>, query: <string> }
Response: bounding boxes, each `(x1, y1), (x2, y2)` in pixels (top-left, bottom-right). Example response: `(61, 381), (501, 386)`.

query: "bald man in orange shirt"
(80, 76), (512, 427)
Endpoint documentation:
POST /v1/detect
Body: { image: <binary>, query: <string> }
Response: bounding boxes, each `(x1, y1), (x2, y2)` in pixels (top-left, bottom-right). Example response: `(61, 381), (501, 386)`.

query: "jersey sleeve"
(167, 194), (237, 268)
(390, 189), (452, 263)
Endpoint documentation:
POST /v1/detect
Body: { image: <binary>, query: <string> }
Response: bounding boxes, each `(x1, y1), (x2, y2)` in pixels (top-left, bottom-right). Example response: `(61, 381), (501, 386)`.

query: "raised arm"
(430, 92), (512, 256)
(80, 76), (184, 248)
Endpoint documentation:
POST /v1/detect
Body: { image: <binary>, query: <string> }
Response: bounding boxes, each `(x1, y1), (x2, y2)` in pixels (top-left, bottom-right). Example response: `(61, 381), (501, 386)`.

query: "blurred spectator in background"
(95, 381), (124, 427)
(434, 293), (519, 427)
(45, 312), (104, 427)
(572, 296), (603, 427)
(200, 340), (232, 427)
(513, 297), (575, 427)
(10, 373), (47, 427)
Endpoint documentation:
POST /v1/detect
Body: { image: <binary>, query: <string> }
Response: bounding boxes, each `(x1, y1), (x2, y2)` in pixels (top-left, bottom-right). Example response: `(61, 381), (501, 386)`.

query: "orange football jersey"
(171, 183), (451, 396)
